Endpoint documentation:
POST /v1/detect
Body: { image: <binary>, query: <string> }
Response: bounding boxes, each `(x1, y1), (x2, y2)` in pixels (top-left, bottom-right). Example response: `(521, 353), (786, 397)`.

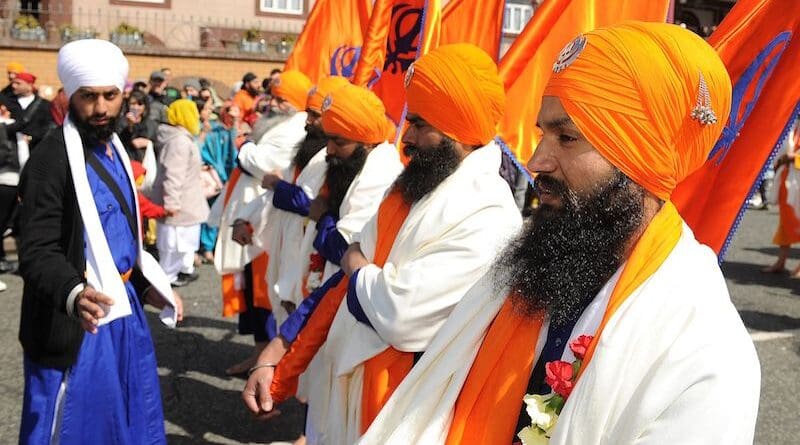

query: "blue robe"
(20, 144), (166, 445)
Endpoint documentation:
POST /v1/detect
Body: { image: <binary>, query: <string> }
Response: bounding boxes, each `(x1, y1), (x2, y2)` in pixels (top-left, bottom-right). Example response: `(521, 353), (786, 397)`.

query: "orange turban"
(271, 70), (312, 110)
(307, 76), (350, 113)
(6, 62), (24, 74)
(322, 83), (392, 145)
(406, 43), (505, 146)
(544, 22), (732, 201)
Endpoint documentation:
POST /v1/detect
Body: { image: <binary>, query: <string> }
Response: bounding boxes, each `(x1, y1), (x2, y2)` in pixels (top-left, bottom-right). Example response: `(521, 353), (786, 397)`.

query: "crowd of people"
(11, 19), (782, 445)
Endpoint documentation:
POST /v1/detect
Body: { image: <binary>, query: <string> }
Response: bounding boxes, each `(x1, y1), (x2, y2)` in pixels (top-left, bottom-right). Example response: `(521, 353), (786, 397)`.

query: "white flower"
(518, 426), (550, 445)
(523, 394), (557, 432)
(306, 271), (322, 292)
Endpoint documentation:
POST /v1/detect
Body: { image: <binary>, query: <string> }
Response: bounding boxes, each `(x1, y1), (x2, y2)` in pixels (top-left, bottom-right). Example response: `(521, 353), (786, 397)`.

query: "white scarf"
(63, 116), (177, 327)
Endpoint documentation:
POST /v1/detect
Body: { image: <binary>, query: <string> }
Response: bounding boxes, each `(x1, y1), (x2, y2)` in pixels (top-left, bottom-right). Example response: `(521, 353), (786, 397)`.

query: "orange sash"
(271, 189), (412, 420)
(447, 202), (684, 443)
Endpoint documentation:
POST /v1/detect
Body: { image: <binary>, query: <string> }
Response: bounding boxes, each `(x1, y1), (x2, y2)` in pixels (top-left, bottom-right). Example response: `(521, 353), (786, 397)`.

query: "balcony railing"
(0, 3), (299, 59)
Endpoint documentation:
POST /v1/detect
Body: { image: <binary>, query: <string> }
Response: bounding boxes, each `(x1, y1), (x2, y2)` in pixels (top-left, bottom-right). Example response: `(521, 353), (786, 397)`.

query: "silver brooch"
(404, 63), (415, 88)
(690, 71), (717, 126)
(321, 94), (333, 112)
(552, 34), (587, 73)
(308, 86), (318, 98)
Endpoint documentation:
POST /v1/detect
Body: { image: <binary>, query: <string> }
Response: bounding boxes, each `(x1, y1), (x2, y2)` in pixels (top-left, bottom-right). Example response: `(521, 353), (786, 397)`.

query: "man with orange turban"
(208, 69), (312, 375)
(242, 43), (522, 444)
(361, 22), (760, 445)
(1, 61), (24, 99)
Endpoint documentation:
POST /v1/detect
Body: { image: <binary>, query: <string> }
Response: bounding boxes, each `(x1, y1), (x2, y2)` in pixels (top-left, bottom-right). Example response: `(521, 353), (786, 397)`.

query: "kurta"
(304, 142), (522, 444)
(360, 224), (761, 445)
(20, 144), (165, 445)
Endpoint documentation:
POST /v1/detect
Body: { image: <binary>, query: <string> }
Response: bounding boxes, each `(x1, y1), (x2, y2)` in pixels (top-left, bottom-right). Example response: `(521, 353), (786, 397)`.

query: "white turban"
(57, 39), (129, 98)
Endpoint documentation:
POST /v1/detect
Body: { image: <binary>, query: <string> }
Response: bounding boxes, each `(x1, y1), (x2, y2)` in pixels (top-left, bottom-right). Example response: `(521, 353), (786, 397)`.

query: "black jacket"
(18, 128), (149, 369)
(1, 94), (55, 150)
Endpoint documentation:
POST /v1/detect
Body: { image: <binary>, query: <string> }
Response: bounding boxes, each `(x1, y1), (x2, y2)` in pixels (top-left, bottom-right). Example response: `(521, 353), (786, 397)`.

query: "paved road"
(0, 207), (798, 444)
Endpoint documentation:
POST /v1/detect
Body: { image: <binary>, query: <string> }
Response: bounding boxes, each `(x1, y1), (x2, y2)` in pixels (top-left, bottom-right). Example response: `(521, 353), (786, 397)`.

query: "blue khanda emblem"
(383, 3), (423, 75)
(330, 45), (362, 78)
(708, 31), (792, 164)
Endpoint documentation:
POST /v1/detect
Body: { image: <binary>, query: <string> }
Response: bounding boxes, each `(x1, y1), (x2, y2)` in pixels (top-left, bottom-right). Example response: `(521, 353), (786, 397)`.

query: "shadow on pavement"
(742, 246), (800, 260)
(147, 312), (304, 444)
(739, 310), (800, 332)
(721, 260), (800, 296)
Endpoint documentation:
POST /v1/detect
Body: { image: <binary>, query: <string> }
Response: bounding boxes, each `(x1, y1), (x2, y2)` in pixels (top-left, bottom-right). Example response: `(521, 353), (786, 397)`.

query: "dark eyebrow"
(535, 116), (574, 131)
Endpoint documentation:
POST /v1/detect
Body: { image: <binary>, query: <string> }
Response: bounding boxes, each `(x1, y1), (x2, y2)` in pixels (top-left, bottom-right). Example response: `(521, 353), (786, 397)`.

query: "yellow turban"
(272, 70), (313, 111)
(322, 83), (392, 145)
(544, 22), (732, 201)
(167, 99), (200, 136)
(6, 62), (24, 74)
(307, 76), (350, 113)
(406, 43), (505, 146)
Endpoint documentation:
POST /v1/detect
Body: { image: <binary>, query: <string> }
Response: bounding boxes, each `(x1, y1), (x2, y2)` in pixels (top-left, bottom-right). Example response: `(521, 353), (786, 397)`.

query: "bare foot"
(761, 264), (788, 274)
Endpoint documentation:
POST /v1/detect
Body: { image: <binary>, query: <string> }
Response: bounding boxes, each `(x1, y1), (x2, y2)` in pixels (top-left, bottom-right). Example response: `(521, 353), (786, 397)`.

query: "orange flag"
(283, 0), (372, 83)
(672, 0), (800, 257)
(352, 0), (442, 126)
(496, 0), (670, 166)
(440, 0), (506, 61)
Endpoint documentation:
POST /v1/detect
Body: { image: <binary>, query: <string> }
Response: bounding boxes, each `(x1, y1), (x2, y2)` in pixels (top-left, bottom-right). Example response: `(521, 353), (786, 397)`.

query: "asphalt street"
(0, 206), (798, 444)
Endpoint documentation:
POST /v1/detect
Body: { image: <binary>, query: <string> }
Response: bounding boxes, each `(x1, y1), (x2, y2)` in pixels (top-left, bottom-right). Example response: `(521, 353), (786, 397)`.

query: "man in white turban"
(17, 39), (182, 445)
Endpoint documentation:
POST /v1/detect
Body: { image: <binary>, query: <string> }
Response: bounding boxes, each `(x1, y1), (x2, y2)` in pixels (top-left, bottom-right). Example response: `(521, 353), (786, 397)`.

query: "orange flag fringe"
(496, 0), (670, 165)
(352, 0), (442, 127)
(283, 0), (372, 83)
(440, 0), (506, 61)
(672, 0), (800, 257)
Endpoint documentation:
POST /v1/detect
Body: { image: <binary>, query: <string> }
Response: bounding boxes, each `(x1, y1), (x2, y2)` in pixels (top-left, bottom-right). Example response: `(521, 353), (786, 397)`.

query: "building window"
(260, 0), (304, 15)
(503, 3), (534, 35)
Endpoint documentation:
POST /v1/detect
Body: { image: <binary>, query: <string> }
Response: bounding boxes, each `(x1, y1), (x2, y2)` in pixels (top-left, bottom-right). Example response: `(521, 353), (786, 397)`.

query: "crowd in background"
(0, 61), (285, 289)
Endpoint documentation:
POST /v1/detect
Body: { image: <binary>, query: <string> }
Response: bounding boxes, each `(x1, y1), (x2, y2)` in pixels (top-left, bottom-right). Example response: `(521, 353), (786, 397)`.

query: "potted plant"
(240, 27), (265, 53)
(11, 14), (46, 42)
(276, 34), (296, 56)
(110, 22), (144, 47)
(60, 24), (97, 43)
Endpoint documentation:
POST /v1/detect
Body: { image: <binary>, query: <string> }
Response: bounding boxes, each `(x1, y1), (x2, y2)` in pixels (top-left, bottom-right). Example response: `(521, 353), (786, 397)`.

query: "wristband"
(248, 363), (277, 376)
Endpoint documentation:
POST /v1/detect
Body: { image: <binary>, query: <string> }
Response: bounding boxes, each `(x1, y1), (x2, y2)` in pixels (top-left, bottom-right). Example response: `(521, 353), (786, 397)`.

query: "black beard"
(293, 125), (328, 171)
(395, 137), (461, 204)
(497, 170), (646, 327)
(68, 102), (119, 146)
(325, 146), (368, 218)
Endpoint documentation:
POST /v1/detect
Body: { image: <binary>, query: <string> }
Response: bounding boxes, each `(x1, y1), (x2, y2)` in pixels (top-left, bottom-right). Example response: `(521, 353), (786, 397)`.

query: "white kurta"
(210, 112), (308, 275)
(308, 142), (522, 445)
(360, 224), (761, 445)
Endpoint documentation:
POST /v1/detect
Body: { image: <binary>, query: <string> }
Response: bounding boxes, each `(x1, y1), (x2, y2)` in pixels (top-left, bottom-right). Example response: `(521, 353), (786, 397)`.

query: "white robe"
(210, 112), (308, 275)
(360, 224), (761, 445)
(308, 142), (522, 445)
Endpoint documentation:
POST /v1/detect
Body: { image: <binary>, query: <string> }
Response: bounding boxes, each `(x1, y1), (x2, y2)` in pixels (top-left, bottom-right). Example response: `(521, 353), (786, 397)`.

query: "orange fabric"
(232, 89), (256, 122)
(284, 0), (372, 83)
(672, 0), (800, 254)
(271, 190), (412, 410)
(251, 252), (271, 310)
(497, 0), (669, 163)
(446, 300), (544, 445)
(307, 76), (350, 113)
(6, 61), (24, 73)
(361, 347), (414, 433)
(271, 70), (313, 111)
(772, 167), (800, 245)
(322, 83), (392, 144)
(354, 0), (442, 125)
(220, 168), (245, 317)
(440, 0), (505, 61)
(543, 22), (731, 201)
(448, 202), (683, 443)
(406, 43), (504, 146)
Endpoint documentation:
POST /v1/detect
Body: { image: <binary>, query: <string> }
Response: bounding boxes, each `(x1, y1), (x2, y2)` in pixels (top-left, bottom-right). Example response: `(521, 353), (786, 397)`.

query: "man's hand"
(131, 137), (150, 150)
(280, 300), (297, 315)
(242, 336), (290, 419)
(144, 288), (184, 323)
(232, 219), (253, 245)
(341, 242), (369, 276)
(261, 172), (282, 190)
(75, 286), (115, 334)
(308, 196), (329, 222)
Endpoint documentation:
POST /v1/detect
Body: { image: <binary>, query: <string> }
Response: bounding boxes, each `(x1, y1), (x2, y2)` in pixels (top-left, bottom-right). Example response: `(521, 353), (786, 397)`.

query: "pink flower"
(569, 335), (593, 361)
(545, 360), (575, 399)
